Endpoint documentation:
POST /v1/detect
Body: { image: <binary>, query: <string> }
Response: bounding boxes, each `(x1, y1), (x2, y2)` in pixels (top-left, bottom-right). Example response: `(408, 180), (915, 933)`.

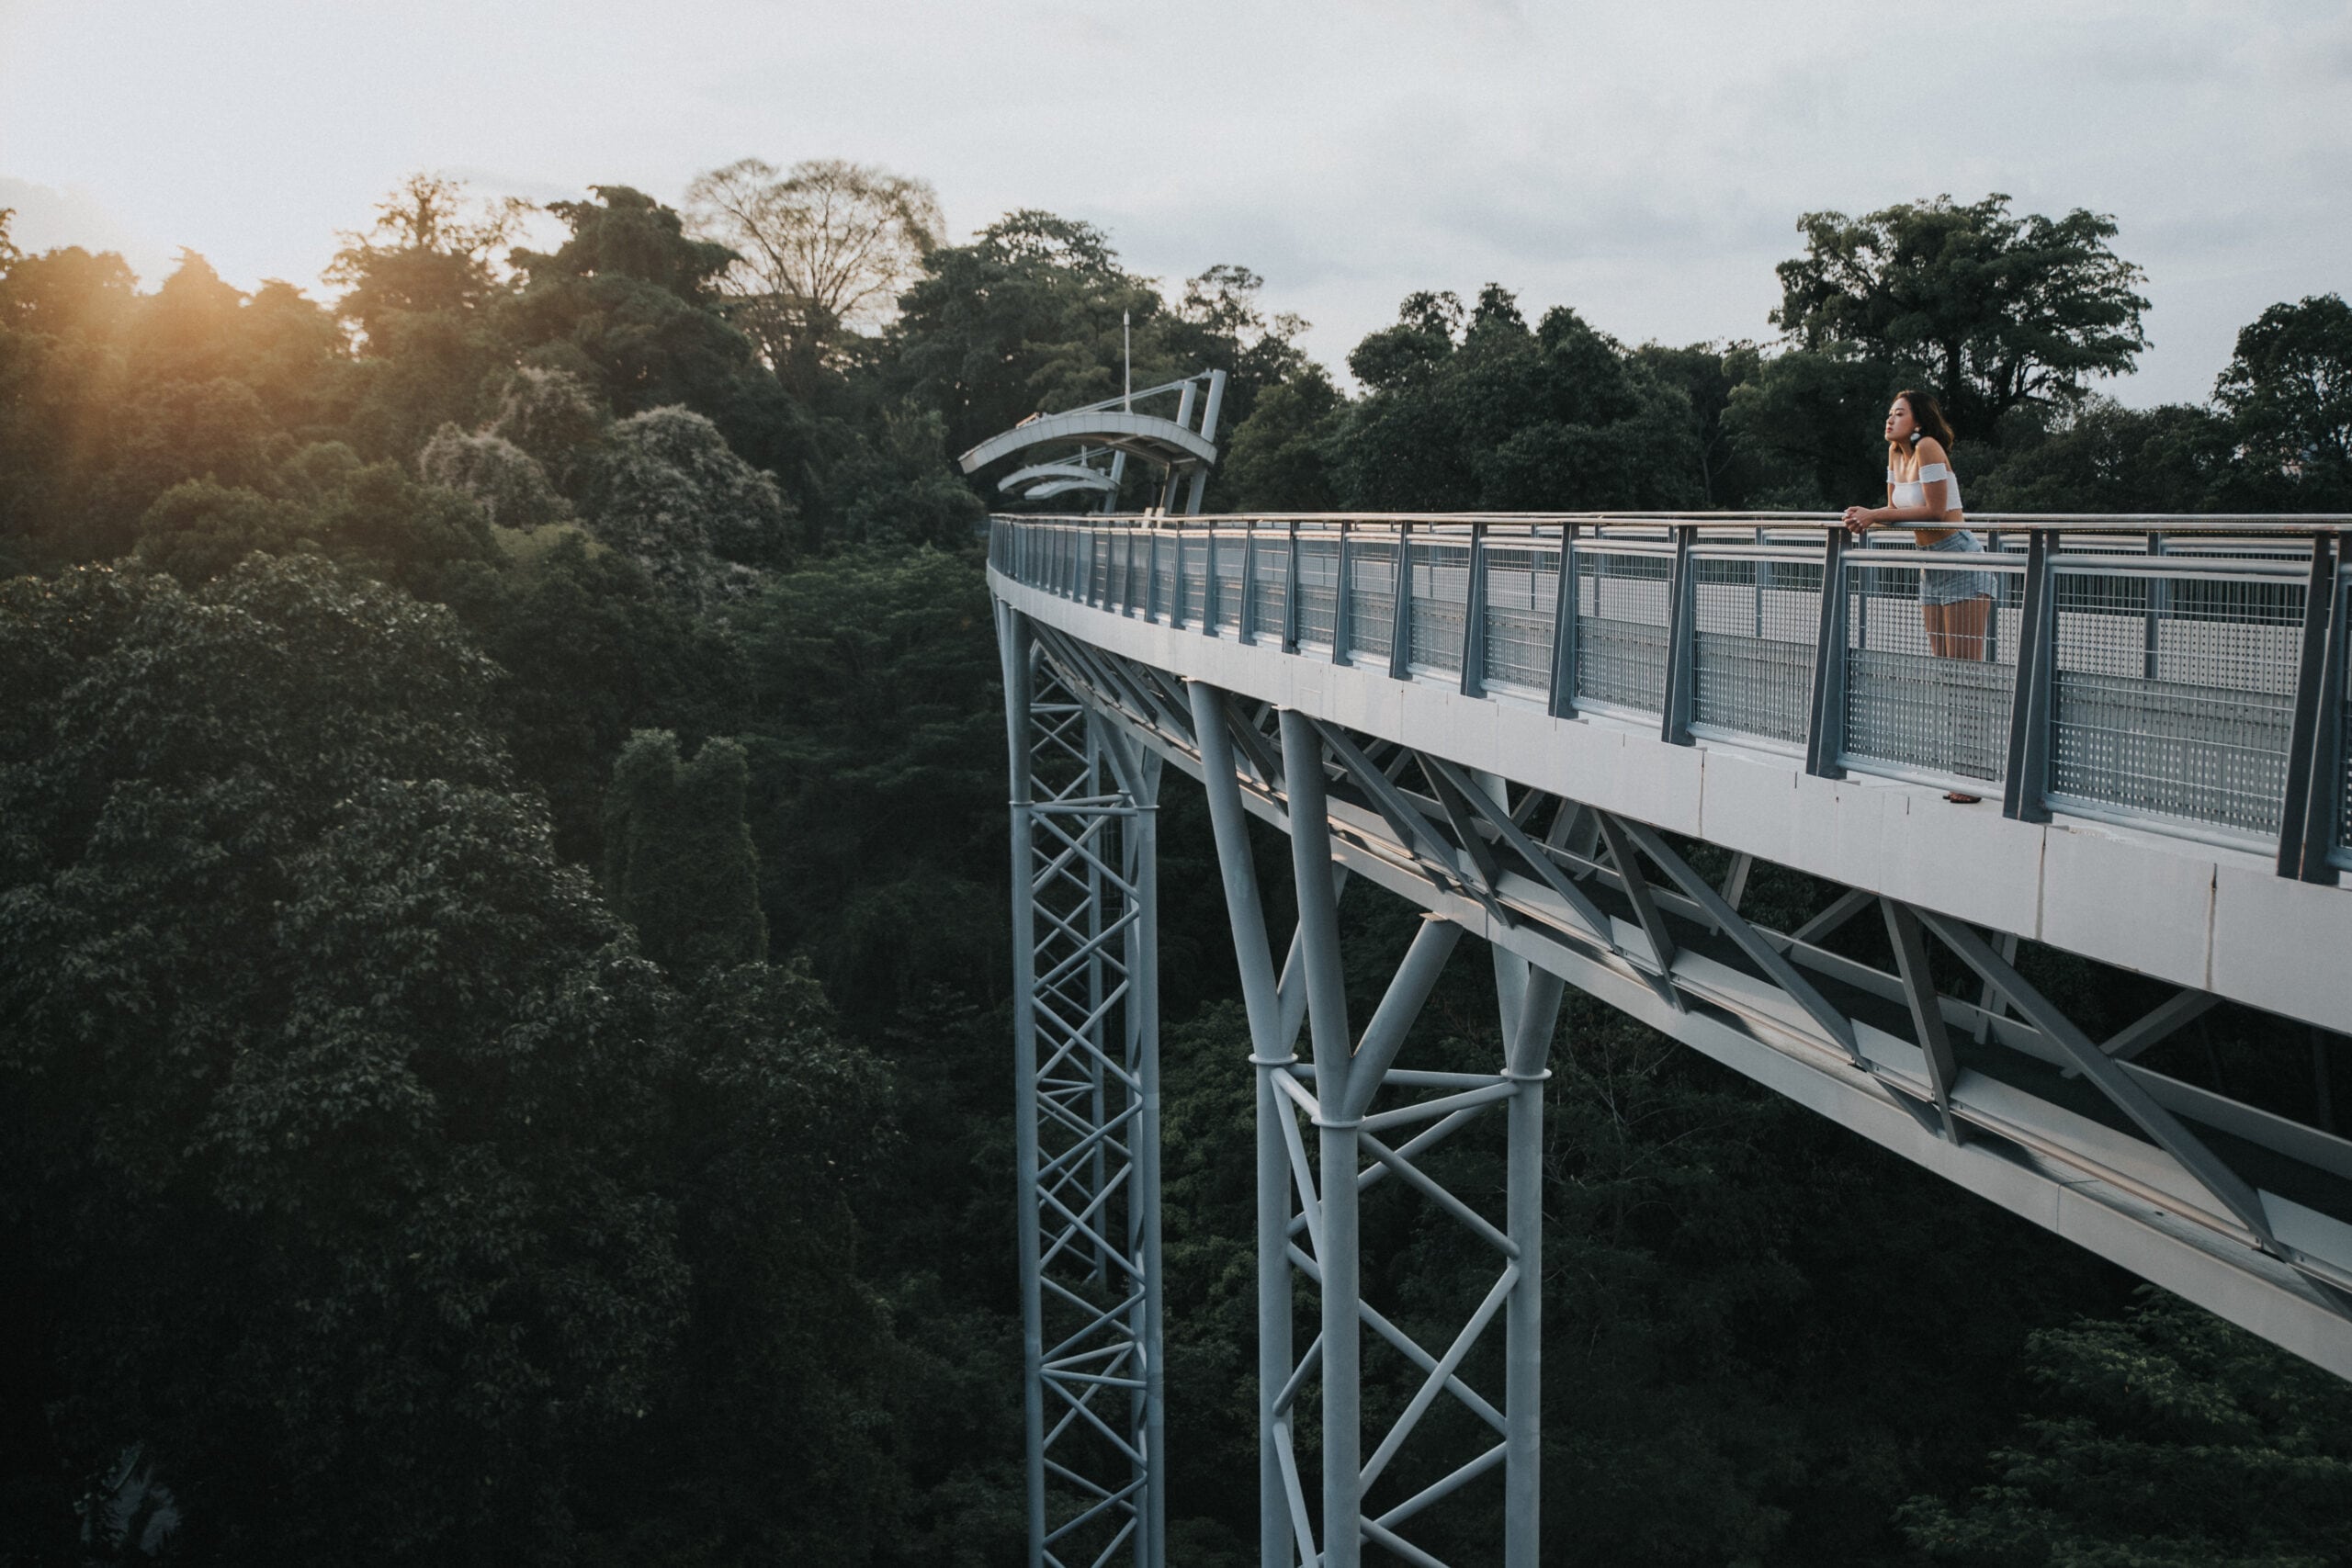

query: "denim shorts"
(1917, 529), (1996, 606)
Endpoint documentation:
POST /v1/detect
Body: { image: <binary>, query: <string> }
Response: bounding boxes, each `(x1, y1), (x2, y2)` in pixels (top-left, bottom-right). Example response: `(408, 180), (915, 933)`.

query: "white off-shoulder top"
(1887, 460), (1963, 515)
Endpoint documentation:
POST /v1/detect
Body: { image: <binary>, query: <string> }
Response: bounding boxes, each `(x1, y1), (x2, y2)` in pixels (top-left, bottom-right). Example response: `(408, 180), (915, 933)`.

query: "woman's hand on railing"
(1840, 506), (1877, 537)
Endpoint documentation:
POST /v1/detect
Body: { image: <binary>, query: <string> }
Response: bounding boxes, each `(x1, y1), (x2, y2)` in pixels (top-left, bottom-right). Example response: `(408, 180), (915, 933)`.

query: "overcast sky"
(3, 0), (2346, 404)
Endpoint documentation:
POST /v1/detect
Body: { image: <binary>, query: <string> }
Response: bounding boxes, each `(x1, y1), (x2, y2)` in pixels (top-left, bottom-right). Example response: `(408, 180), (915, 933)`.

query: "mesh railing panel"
(1481, 544), (1560, 696)
(1296, 536), (1340, 650)
(1842, 555), (2020, 786)
(2048, 566), (2303, 839)
(1348, 538), (1398, 663)
(1250, 535), (1289, 641)
(1408, 540), (1471, 674)
(1213, 536), (1245, 633)
(1152, 535), (1176, 621)
(1691, 554), (1822, 747)
(1089, 533), (1110, 604)
(1577, 549), (1671, 714)
(1178, 534), (1208, 626)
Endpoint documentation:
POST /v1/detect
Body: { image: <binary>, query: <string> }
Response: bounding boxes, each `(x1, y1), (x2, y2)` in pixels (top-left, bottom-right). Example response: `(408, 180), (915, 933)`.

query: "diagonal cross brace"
(1912, 908), (2278, 1251)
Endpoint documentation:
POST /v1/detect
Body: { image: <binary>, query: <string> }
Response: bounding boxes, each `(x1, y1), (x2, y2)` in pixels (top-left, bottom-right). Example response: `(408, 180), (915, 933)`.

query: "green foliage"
(731, 546), (1004, 1018)
(2217, 293), (2352, 507)
(602, 730), (769, 976)
(1900, 1290), (2352, 1566)
(1772, 194), (2150, 441)
(1724, 343), (1907, 508)
(1634, 339), (1777, 508)
(485, 364), (609, 491)
(419, 422), (572, 530)
(1333, 285), (1702, 511)
(586, 404), (795, 599)
(503, 186), (811, 488)
(829, 403), (989, 549)
(1221, 363), (1346, 510)
(1968, 398), (2245, 513)
(0, 556), (906, 1564)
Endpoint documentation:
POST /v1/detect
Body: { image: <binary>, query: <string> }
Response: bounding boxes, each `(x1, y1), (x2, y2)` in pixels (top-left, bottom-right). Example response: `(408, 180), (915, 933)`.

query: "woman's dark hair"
(1893, 389), (1957, 449)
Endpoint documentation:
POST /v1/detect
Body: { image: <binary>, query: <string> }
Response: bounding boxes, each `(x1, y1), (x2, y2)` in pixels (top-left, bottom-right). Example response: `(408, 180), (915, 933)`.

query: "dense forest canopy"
(2, 170), (2349, 1565)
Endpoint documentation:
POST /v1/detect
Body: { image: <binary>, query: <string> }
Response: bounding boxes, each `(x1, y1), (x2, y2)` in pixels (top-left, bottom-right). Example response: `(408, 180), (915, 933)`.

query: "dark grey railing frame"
(997, 513), (2352, 880)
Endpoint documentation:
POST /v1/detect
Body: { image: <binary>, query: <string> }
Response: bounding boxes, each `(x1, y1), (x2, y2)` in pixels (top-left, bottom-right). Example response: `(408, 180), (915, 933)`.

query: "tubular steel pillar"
(1000, 605), (1164, 1568)
(1280, 707), (1363, 1568)
(1188, 682), (1296, 1568)
(1166, 700), (1561, 1568)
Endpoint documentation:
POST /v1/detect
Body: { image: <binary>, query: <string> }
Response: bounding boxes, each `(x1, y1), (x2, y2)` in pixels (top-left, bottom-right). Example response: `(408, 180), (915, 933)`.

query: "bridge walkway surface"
(989, 511), (2352, 1568)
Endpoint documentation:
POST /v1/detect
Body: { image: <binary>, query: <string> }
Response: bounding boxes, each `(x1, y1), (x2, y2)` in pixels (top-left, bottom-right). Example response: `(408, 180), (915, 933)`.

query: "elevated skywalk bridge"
(990, 510), (2352, 1568)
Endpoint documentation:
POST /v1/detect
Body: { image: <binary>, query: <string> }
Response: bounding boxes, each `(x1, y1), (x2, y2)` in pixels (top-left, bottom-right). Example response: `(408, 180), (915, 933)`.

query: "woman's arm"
(1847, 439), (1954, 529)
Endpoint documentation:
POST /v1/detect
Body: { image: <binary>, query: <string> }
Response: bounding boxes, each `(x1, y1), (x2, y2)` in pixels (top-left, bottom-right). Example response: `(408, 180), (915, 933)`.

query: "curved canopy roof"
(958, 410), (1216, 477)
(1000, 460), (1121, 498)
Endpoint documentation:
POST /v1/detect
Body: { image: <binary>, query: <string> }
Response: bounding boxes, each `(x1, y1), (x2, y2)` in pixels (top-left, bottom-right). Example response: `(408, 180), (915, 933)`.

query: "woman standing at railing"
(1842, 389), (1997, 799)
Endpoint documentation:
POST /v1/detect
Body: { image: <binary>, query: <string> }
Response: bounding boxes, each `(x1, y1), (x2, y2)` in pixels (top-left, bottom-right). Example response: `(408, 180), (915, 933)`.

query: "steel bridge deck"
(993, 511), (2352, 1568)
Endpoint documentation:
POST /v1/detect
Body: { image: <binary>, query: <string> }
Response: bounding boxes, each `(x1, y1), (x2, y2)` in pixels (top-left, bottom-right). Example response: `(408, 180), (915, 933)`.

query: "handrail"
(996, 511), (2352, 536)
(989, 513), (2352, 883)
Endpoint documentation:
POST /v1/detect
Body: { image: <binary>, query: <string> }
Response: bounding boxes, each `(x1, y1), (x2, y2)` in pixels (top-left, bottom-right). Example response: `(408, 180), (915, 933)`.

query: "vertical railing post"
(1984, 528), (2004, 666)
(1390, 523), (1415, 681)
(2142, 530), (2166, 682)
(1204, 527), (1221, 637)
(1661, 523), (1698, 746)
(2002, 528), (2058, 823)
(1335, 523), (1355, 667)
(1548, 525), (1580, 719)
(2279, 532), (2346, 880)
(1239, 523), (1259, 643)
(1462, 522), (1491, 697)
(1146, 529), (1163, 624)
(1804, 527), (1851, 779)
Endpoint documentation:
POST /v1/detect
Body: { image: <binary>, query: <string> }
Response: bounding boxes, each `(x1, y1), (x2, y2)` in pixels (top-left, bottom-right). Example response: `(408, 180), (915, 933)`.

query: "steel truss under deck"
(1001, 596), (2352, 1568)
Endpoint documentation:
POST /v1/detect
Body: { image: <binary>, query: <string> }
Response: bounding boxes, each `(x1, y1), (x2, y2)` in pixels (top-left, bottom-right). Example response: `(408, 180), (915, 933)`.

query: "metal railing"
(990, 514), (2352, 880)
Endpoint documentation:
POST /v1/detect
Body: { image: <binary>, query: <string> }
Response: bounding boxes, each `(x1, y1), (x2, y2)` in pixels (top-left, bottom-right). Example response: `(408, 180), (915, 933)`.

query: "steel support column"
(1001, 604), (1165, 1568)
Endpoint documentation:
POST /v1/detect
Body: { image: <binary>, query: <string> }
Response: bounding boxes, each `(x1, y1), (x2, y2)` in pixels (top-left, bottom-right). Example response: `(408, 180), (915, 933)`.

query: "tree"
(1634, 340), (1779, 508)
(684, 157), (944, 397)
(0, 556), (904, 1563)
(1771, 194), (2150, 441)
(323, 176), (529, 461)
(2216, 293), (2352, 506)
(419, 423), (571, 531)
(1721, 344), (1900, 509)
(888, 209), (1162, 459)
(503, 186), (809, 491)
(1221, 363), (1346, 510)
(730, 547), (1005, 1020)
(1331, 285), (1702, 512)
(323, 174), (525, 352)
(602, 729), (769, 977)
(1900, 1289), (2352, 1566)
(1966, 397), (2243, 513)
(585, 404), (794, 599)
